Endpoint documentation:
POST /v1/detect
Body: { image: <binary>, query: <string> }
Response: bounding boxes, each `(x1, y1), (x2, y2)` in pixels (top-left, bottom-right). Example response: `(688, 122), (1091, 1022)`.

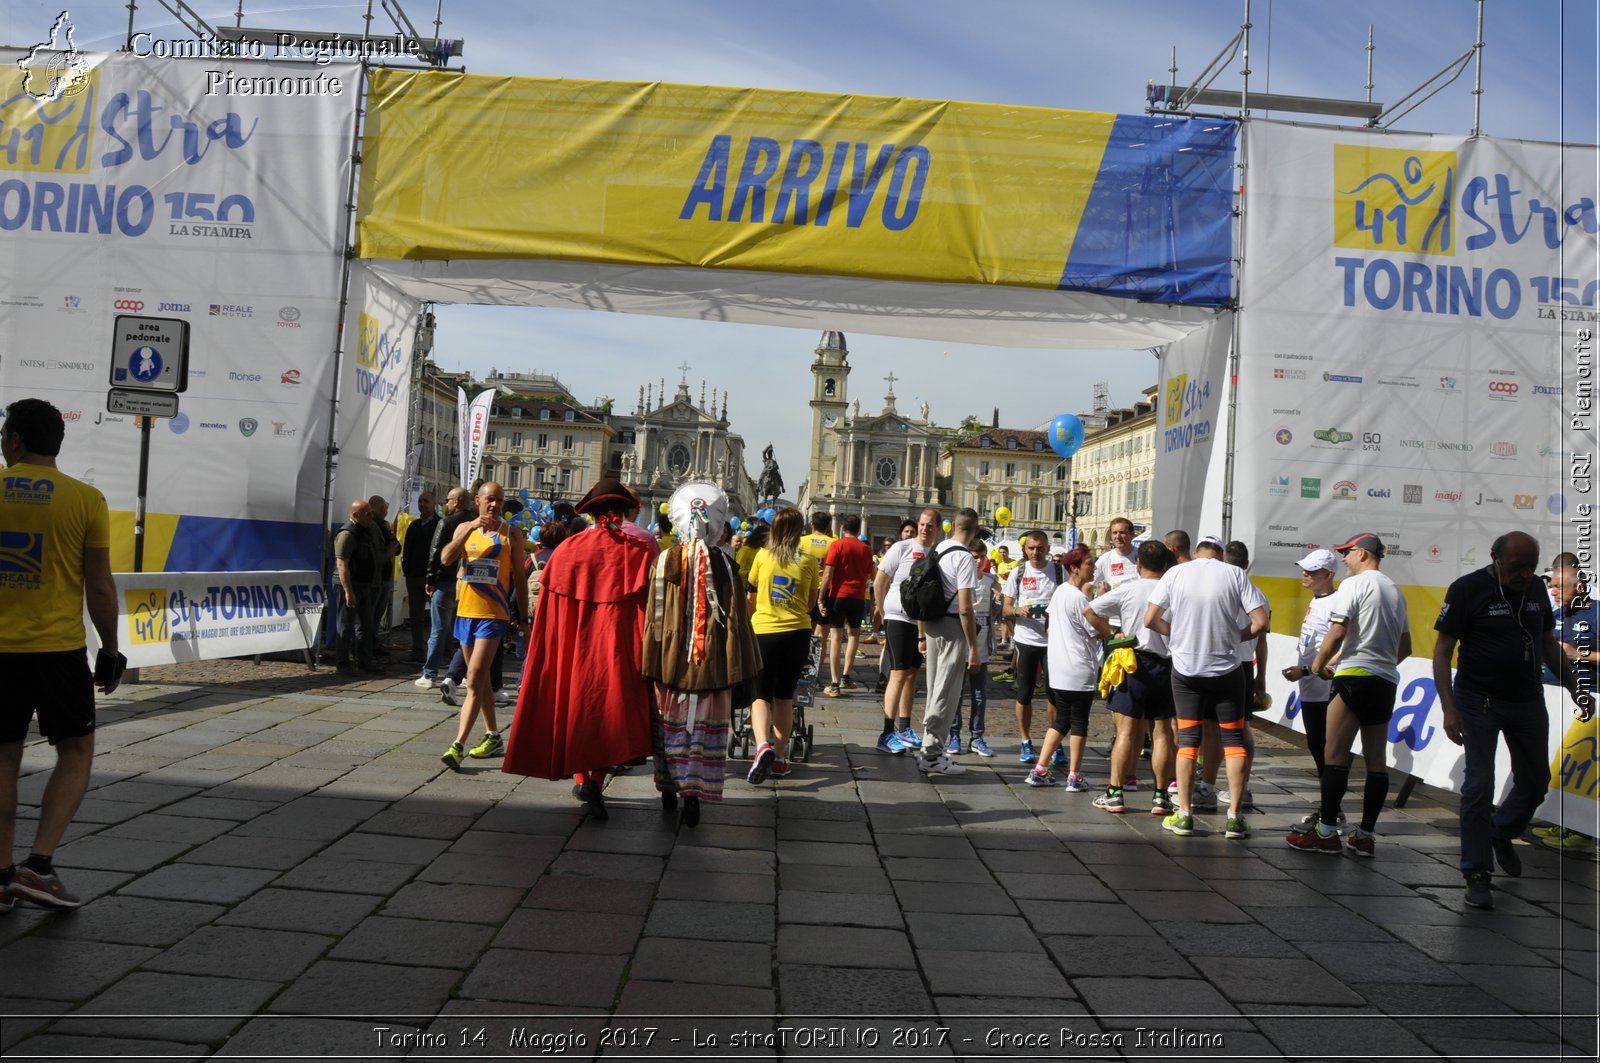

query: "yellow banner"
(357, 71), (1126, 290)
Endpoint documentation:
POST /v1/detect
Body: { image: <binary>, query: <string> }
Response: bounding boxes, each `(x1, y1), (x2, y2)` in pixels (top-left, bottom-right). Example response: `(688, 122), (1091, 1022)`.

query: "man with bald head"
(417, 487), (474, 690)
(1434, 530), (1594, 909)
(334, 498), (383, 675)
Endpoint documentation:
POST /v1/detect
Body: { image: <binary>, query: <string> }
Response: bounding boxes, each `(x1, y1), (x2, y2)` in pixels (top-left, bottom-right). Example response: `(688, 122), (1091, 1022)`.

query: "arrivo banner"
(0, 51), (359, 571)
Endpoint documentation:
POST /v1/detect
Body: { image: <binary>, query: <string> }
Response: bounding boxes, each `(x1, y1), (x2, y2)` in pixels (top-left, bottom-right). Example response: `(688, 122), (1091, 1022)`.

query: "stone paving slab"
(2, 663), (1594, 1059)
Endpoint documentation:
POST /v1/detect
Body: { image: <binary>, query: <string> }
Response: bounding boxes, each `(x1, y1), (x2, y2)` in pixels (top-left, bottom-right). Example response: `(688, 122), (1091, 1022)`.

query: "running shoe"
(1531, 824), (1568, 839)
(1167, 779), (1179, 795)
(899, 726), (923, 749)
(1346, 829), (1376, 858)
(875, 732), (907, 755)
(970, 737), (995, 757)
(440, 742), (464, 770)
(770, 759), (792, 779)
(1464, 872), (1494, 909)
(468, 732), (504, 759)
(1224, 815), (1252, 839)
(1051, 747), (1069, 769)
(6, 867), (81, 909)
(1285, 824), (1343, 853)
(992, 671), (1016, 684)
(1293, 809), (1347, 833)
(918, 753), (966, 776)
(748, 742), (776, 784)
(1023, 768), (1057, 787)
(1540, 830), (1596, 854)
(1018, 739), (1037, 764)
(1219, 788), (1255, 810)
(1492, 836), (1522, 876)
(1161, 811), (1195, 836)
(950, 734), (967, 755)
(412, 675), (439, 689)
(1093, 789), (1126, 813)
(1123, 775), (1140, 791)
(840, 678), (858, 690)
(1151, 791), (1174, 816)
(493, 689), (514, 706)
(1064, 772), (1090, 792)
(439, 678), (461, 706)
(1192, 783), (1219, 811)
(823, 684), (841, 698)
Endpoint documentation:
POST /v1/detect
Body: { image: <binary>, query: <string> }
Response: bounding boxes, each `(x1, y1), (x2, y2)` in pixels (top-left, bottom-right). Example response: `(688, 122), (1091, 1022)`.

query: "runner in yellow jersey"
(800, 511), (836, 638)
(439, 481), (528, 769)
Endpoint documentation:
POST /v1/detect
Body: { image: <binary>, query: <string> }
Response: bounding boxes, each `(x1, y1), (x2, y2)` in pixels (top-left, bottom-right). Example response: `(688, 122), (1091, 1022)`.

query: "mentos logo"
(1334, 146), (1456, 256)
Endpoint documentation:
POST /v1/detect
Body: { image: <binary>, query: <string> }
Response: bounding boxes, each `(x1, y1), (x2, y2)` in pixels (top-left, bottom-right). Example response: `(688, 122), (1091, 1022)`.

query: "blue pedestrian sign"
(109, 315), (189, 392)
(129, 347), (163, 382)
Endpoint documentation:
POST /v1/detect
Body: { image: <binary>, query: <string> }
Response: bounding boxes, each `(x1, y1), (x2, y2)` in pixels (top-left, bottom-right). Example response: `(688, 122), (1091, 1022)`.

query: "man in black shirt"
(401, 492), (439, 662)
(415, 487), (474, 689)
(1433, 531), (1593, 910)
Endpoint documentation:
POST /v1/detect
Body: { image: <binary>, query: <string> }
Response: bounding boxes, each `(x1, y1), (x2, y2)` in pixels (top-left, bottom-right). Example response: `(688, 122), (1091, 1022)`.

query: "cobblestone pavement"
(2, 645), (1596, 1061)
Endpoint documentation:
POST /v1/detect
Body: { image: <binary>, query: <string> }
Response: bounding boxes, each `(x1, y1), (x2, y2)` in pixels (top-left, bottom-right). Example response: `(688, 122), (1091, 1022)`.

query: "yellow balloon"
(941, 520), (952, 533)
(995, 506), (1012, 526)
(659, 501), (669, 515)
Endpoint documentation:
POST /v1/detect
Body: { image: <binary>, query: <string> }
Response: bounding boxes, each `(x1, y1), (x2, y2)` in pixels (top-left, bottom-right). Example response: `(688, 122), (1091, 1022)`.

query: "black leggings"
(1047, 688), (1095, 737)
(1300, 699), (1329, 776)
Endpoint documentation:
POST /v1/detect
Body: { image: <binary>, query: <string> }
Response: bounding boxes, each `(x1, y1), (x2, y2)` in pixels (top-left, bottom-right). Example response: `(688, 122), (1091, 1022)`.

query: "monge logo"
(1334, 146), (1456, 256)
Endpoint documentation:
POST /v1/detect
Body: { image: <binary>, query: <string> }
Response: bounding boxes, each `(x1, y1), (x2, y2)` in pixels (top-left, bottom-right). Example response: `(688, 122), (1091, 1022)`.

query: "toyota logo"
(113, 299), (144, 311)
(1488, 381), (1519, 394)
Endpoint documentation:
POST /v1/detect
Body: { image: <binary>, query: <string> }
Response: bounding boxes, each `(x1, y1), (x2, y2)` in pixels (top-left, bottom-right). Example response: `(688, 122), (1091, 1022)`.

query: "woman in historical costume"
(640, 482), (762, 827)
(503, 479), (656, 820)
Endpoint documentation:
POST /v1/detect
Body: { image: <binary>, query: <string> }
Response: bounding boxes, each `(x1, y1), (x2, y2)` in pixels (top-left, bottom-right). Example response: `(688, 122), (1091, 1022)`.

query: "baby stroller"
(728, 634), (818, 763)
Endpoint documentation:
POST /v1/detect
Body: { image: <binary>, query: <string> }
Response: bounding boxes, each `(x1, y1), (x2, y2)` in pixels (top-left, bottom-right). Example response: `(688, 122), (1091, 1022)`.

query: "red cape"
(503, 524), (655, 779)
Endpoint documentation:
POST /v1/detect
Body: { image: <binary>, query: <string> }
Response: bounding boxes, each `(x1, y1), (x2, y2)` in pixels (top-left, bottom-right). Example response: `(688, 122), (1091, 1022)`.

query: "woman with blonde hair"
(745, 506), (819, 784)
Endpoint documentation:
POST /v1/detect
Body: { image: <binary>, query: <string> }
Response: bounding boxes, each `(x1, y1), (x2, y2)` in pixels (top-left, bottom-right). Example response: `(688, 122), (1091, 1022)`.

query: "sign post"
(108, 315), (190, 572)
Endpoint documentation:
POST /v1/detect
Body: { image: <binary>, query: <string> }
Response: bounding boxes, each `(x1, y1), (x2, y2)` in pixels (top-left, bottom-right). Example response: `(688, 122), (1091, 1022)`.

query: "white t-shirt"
(1296, 592), (1338, 701)
(1094, 547), (1139, 590)
(1147, 557), (1262, 678)
(877, 537), (930, 623)
(933, 542), (978, 618)
(1089, 576), (1168, 657)
(1003, 561), (1062, 647)
(972, 570), (997, 664)
(1328, 568), (1410, 683)
(1047, 582), (1102, 690)
(1234, 578), (1270, 666)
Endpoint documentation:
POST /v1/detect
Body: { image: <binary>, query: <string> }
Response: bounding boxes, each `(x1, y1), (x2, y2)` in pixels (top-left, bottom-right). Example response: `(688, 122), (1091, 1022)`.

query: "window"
(979, 495), (989, 515)
(511, 432), (523, 449)
(667, 443), (691, 475)
(979, 435), (992, 448)
(537, 432), (548, 450)
(1030, 463), (1041, 481)
(1056, 464), (1068, 481)
(1030, 498), (1041, 520)
(1006, 437), (1018, 449)
(979, 460), (990, 476)
(1125, 481), (1136, 508)
(609, 452), (623, 470)
(511, 407), (523, 419)
(619, 429), (635, 444)
(508, 466), (520, 488)
(823, 377), (836, 397)
(564, 410), (575, 422)
(559, 468), (572, 490)
(562, 434), (574, 452)
(539, 409), (551, 420)
(1004, 462), (1016, 479)
(485, 430), (497, 446)
(534, 465), (546, 486)
(875, 456), (898, 486)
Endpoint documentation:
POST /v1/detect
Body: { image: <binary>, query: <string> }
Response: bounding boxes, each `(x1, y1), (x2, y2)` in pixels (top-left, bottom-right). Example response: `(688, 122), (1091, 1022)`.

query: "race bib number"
(462, 559), (501, 586)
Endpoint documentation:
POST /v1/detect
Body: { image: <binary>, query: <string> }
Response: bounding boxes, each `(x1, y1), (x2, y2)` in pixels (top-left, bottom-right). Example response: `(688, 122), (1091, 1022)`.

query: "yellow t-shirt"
(800, 532), (834, 566)
(0, 463), (110, 652)
(736, 544), (760, 582)
(455, 527), (515, 620)
(750, 549), (819, 635)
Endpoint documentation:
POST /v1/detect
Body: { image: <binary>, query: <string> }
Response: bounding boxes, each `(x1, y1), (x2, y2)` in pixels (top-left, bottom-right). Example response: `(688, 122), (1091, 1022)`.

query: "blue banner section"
(165, 515), (324, 572)
(1060, 116), (1236, 306)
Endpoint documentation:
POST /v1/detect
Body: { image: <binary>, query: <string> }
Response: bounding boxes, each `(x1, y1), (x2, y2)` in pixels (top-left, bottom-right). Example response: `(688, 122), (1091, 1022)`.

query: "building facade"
(477, 372), (612, 500)
(940, 427), (1081, 544)
(1073, 386), (1158, 553)
(606, 374), (756, 518)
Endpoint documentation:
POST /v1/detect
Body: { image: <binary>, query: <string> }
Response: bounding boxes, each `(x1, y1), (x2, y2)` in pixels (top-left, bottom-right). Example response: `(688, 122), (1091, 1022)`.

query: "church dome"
(817, 331), (848, 352)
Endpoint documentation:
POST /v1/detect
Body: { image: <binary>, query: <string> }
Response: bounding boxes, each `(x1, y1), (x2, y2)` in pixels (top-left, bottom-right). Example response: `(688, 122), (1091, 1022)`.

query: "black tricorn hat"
(574, 478), (641, 515)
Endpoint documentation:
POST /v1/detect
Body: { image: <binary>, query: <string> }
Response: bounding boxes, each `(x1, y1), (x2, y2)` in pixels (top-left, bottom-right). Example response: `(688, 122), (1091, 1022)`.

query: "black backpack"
(900, 543), (961, 621)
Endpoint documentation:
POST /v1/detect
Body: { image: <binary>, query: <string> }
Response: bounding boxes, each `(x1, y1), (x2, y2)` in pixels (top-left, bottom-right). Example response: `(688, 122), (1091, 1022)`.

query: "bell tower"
(807, 331), (850, 504)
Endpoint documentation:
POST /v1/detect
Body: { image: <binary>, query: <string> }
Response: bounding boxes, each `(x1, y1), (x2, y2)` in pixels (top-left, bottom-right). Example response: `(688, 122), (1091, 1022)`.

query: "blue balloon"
(1049, 413), (1085, 459)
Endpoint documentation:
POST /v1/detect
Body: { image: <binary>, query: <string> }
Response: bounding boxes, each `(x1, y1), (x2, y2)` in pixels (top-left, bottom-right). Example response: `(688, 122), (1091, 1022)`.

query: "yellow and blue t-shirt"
(750, 549), (819, 635)
(455, 526), (514, 620)
(0, 462), (109, 652)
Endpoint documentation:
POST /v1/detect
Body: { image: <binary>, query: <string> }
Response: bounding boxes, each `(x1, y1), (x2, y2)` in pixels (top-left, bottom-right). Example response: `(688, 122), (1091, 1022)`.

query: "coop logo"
(355, 311), (402, 405)
(1301, 477), (1321, 499)
(113, 299), (144, 311)
(1513, 494), (1536, 510)
(1313, 427), (1354, 445)
(1273, 368), (1308, 381)
(1532, 384), (1561, 396)
(1334, 145), (1456, 255)
(277, 306), (303, 328)
(1490, 441), (1518, 458)
(1322, 372), (1363, 384)
(1269, 475), (1291, 497)
(1434, 490), (1462, 503)
(1403, 484), (1423, 505)
(158, 302), (191, 313)
(1487, 380), (1519, 397)
(280, 369), (301, 386)
(1331, 480), (1358, 501)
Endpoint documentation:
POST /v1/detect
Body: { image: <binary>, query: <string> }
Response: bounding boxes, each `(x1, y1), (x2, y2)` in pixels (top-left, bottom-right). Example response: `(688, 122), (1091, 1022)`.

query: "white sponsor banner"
(1153, 315), (1232, 539)
(1260, 633), (1598, 827)
(1238, 120), (1592, 592)
(335, 263), (418, 506)
(88, 570), (325, 668)
(0, 50), (357, 572)
(462, 388), (494, 486)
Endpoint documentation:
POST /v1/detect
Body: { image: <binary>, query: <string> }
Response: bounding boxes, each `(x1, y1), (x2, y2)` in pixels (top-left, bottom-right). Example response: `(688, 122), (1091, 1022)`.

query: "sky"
(6, 0), (1597, 487)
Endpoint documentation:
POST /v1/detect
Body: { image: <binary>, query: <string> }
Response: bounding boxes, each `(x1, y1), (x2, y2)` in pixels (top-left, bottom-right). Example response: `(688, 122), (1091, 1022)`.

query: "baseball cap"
(1334, 532), (1385, 558)
(1196, 534), (1225, 549)
(1295, 548), (1339, 573)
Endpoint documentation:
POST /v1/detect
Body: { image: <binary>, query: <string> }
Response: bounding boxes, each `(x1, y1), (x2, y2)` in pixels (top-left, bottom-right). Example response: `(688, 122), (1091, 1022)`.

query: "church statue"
(757, 444), (784, 503)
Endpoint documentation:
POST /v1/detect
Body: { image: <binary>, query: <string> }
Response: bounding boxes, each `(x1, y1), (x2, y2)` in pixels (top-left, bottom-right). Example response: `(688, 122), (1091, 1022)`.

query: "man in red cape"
(504, 479), (656, 819)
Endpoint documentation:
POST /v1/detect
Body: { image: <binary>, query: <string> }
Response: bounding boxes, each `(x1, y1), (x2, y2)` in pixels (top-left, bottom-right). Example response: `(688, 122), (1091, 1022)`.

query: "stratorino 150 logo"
(1334, 146), (1456, 257)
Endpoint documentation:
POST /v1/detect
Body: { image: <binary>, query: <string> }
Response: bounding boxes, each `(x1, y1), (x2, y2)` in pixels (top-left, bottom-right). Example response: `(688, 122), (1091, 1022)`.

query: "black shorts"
(1330, 674), (1399, 727)
(1013, 642), (1048, 704)
(884, 619), (923, 672)
(755, 629), (812, 701)
(0, 649), (96, 744)
(1109, 652), (1176, 720)
(1047, 688), (1095, 737)
(1171, 668), (1247, 727)
(826, 597), (866, 629)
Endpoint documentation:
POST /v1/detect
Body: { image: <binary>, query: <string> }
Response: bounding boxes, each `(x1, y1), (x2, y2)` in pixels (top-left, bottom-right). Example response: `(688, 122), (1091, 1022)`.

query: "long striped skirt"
(651, 685), (732, 801)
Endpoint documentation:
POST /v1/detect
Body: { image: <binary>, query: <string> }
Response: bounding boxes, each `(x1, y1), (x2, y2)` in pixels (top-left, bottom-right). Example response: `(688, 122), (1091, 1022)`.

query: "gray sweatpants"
(920, 614), (969, 759)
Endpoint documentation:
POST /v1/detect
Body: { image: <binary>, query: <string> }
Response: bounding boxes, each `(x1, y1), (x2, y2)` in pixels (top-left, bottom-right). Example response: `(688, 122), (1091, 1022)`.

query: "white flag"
(456, 385), (470, 487)
(463, 388), (496, 487)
